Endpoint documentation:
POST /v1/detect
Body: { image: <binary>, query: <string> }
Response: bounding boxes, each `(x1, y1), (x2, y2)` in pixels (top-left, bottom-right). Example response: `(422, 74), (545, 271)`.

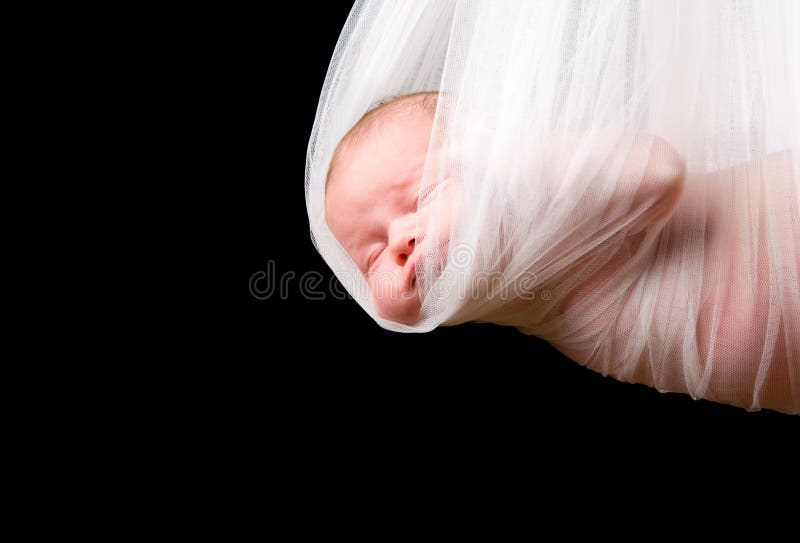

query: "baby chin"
(369, 270), (422, 325)
(368, 241), (454, 325)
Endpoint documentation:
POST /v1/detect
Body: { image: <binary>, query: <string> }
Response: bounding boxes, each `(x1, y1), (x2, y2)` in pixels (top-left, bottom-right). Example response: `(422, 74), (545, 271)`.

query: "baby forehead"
(333, 113), (428, 165)
(353, 108), (430, 148)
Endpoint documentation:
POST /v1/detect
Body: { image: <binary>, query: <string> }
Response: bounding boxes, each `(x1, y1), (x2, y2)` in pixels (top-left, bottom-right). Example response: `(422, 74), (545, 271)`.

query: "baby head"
(325, 91), (453, 325)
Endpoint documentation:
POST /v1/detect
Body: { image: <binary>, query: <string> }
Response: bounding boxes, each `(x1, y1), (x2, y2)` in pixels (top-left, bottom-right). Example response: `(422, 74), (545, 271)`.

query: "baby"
(324, 91), (799, 412)
(325, 92), (452, 325)
(324, 91), (685, 325)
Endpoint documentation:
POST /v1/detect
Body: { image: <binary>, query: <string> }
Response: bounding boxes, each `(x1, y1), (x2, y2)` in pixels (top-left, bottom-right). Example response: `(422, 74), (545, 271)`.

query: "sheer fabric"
(306, 0), (800, 413)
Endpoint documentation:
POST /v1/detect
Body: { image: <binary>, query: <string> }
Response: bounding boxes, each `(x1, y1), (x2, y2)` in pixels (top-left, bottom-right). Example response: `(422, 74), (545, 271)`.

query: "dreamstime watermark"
(249, 260), (352, 301)
(250, 243), (552, 303)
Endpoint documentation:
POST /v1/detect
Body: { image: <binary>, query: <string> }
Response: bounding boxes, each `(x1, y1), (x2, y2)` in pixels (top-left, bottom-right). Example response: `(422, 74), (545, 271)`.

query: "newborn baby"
(325, 91), (684, 325)
(325, 92), (454, 324)
(324, 91), (799, 412)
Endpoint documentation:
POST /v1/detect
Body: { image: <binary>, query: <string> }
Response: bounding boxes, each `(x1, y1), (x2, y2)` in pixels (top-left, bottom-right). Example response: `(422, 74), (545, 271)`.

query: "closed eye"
(417, 184), (440, 207)
(366, 247), (383, 273)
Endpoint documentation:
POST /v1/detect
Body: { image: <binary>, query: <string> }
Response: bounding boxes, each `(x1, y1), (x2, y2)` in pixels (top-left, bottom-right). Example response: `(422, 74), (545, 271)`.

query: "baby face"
(326, 109), (454, 325)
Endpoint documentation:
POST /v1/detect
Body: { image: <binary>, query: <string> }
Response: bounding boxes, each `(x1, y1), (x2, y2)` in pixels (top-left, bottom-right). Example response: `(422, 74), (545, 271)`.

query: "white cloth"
(306, 0), (800, 413)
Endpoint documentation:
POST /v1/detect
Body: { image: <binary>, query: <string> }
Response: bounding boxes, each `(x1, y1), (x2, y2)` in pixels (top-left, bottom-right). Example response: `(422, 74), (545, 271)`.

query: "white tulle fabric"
(306, 0), (800, 413)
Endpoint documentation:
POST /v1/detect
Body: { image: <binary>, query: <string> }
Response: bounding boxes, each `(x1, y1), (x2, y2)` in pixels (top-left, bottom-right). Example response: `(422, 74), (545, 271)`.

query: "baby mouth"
(406, 260), (418, 290)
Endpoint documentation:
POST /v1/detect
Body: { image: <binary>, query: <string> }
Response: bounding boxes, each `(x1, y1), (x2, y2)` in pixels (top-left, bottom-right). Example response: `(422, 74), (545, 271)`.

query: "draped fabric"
(306, 0), (800, 413)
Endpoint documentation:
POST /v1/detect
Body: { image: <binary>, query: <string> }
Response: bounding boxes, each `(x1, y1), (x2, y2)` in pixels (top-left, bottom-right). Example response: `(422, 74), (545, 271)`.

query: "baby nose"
(392, 237), (416, 266)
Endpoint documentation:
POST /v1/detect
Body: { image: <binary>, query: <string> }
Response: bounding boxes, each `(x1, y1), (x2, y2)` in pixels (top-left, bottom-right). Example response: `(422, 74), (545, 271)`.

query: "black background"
(223, 1), (797, 450)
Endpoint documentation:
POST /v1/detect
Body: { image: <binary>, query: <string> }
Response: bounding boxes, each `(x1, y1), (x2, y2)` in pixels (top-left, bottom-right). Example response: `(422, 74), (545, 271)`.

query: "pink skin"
(328, 111), (798, 409)
(549, 146), (799, 411)
(326, 109), (454, 325)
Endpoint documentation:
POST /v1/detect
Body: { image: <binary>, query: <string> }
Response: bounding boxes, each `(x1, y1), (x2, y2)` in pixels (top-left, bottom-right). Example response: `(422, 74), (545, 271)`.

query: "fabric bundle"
(306, 0), (800, 413)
